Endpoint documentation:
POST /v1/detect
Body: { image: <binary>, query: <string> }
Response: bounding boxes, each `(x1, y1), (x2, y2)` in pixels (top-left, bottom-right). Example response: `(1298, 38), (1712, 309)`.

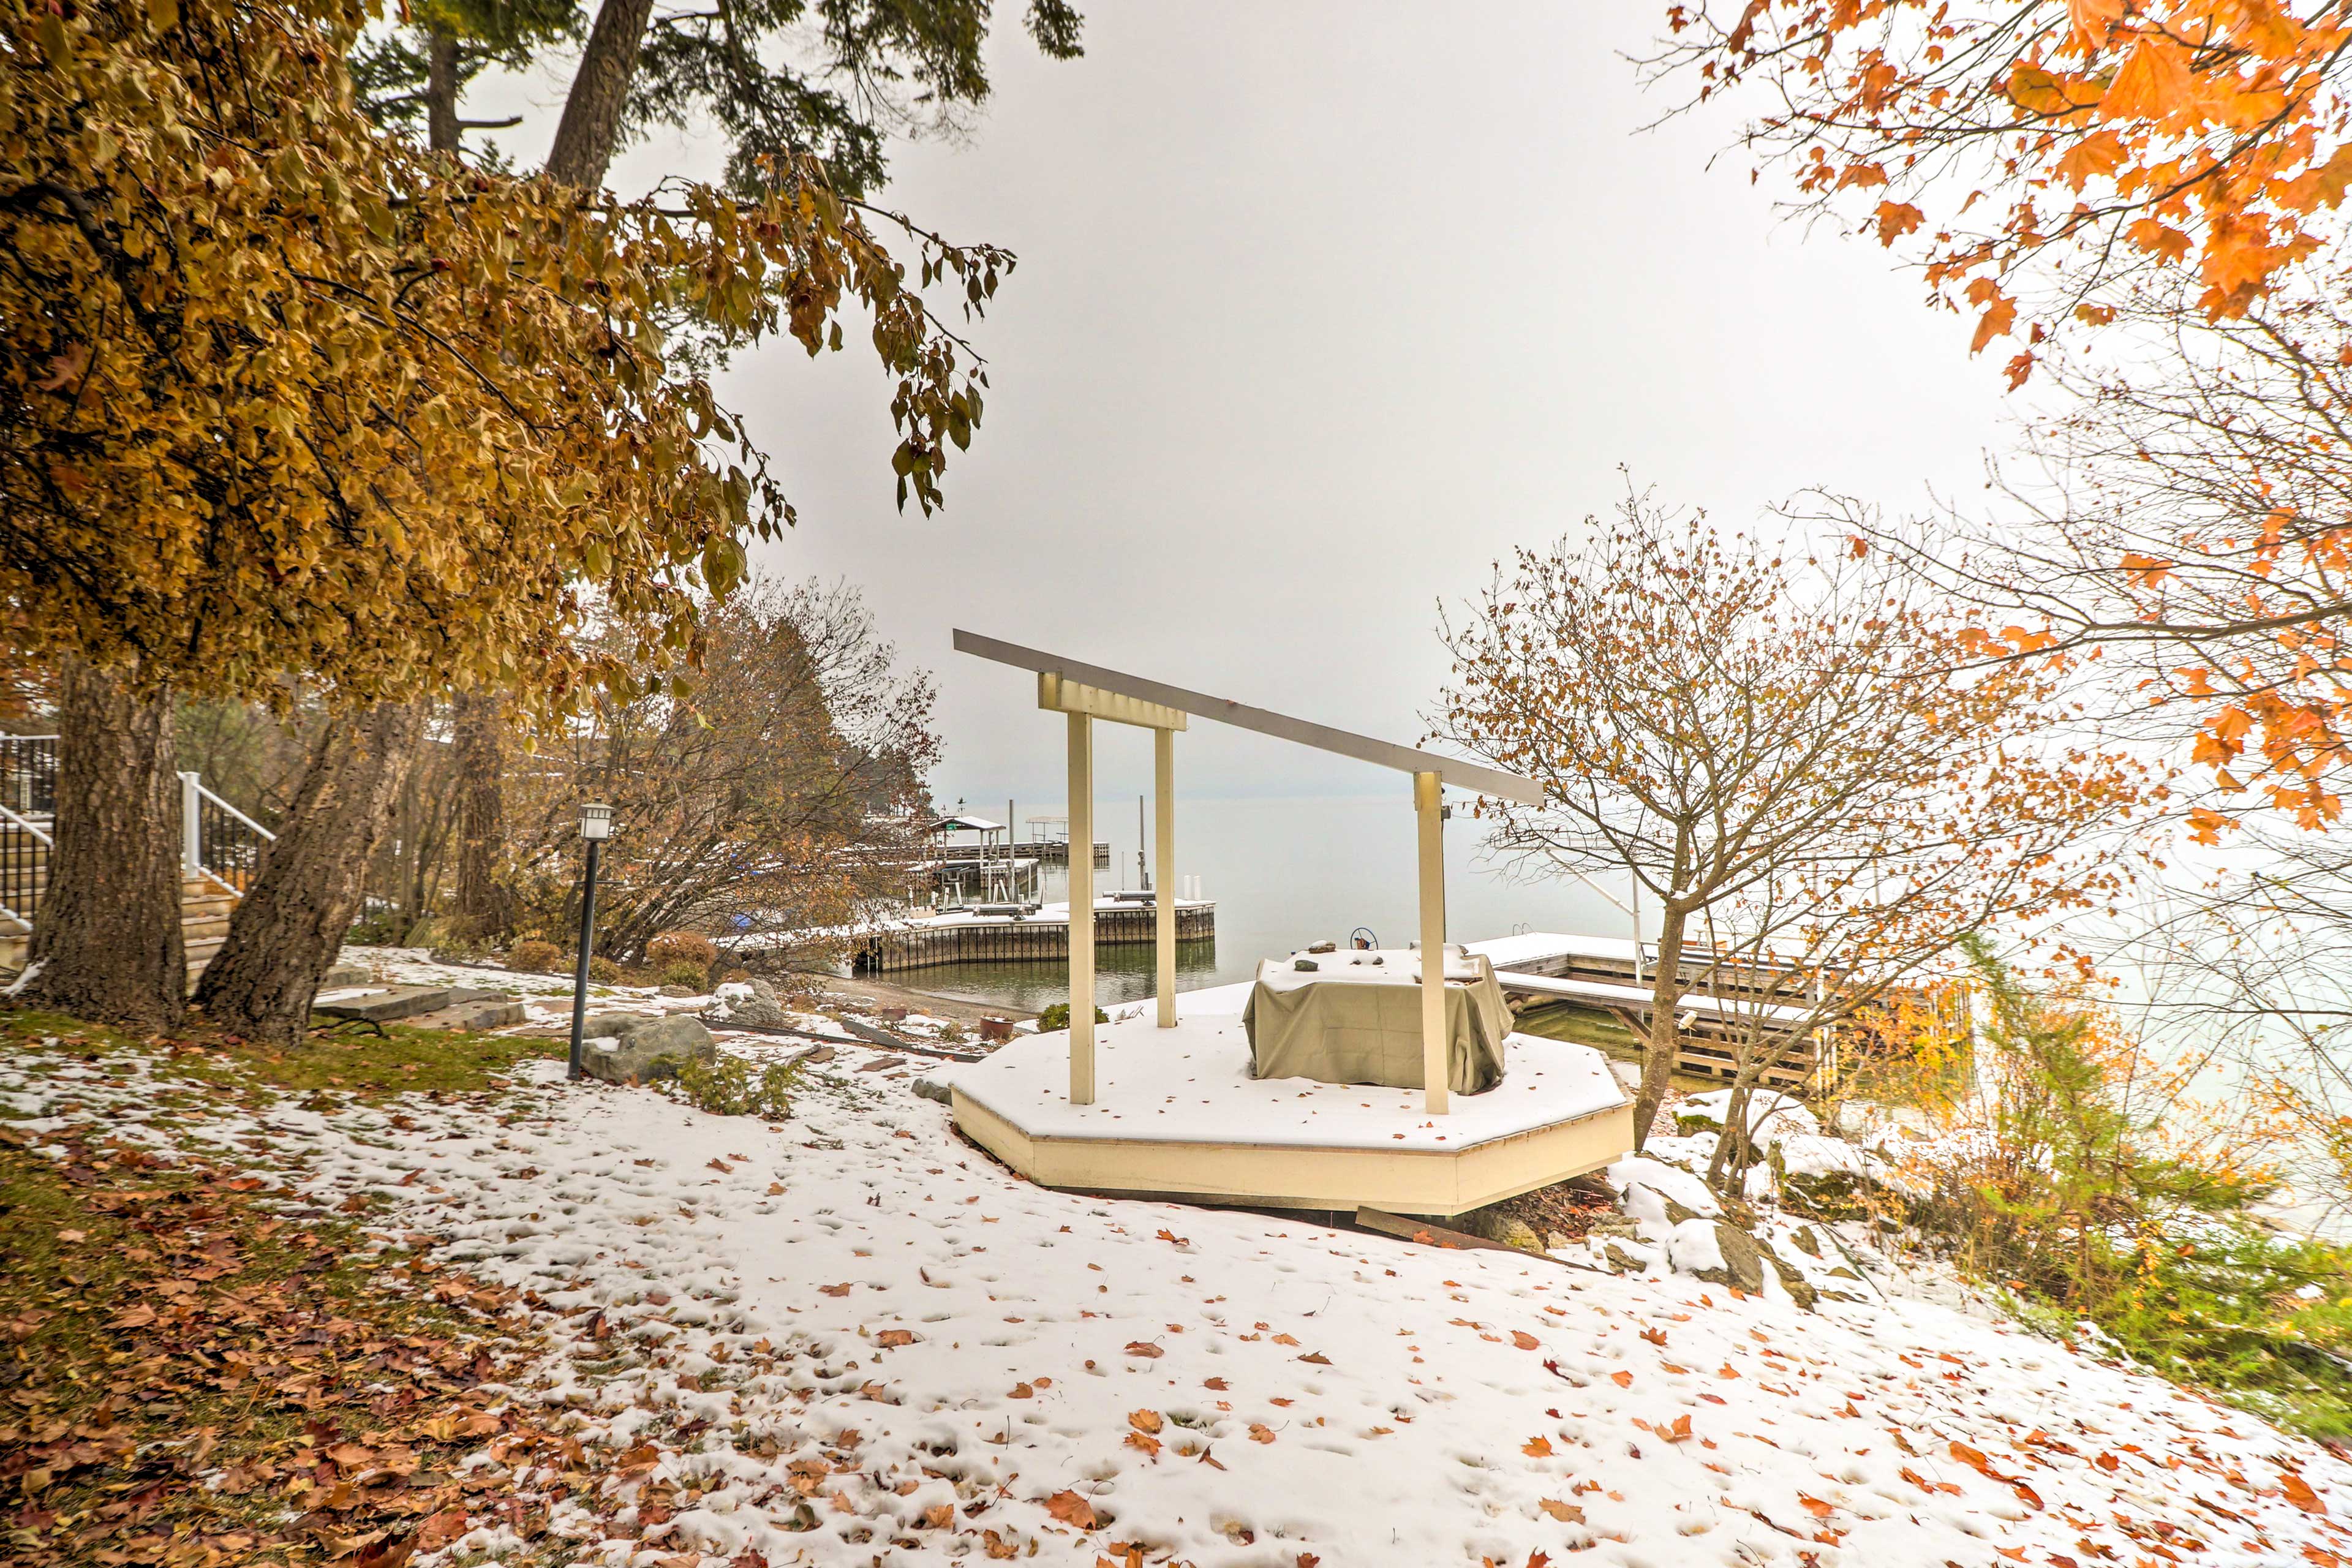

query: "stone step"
(406, 997), (529, 1031)
(311, 984), (456, 1023)
(312, 983), (526, 1027)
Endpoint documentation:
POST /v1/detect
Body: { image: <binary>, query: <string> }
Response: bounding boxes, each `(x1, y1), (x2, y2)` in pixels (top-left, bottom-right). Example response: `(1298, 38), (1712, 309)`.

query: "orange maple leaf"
(2100, 37), (2193, 120)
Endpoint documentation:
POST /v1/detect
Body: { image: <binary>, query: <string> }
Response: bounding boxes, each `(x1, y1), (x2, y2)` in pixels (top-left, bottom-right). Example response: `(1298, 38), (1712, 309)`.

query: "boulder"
(318, 963), (375, 990)
(1766, 1254), (1819, 1311)
(580, 1014), (717, 1085)
(1673, 1218), (1770, 1296)
(1602, 1242), (1650, 1275)
(1456, 1207), (1547, 1255)
(910, 1077), (954, 1106)
(705, 978), (789, 1030)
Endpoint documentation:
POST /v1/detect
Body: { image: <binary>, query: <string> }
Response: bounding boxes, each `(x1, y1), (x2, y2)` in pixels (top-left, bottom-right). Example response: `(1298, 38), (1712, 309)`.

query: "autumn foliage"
(0, 0), (1004, 717)
(1658, 3), (2352, 829)
(1657, 0), (2352, 378)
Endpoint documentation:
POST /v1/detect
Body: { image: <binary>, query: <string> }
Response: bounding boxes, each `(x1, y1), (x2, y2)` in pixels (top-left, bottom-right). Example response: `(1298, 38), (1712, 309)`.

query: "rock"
(1681, 1219), (1770, 1295)
(658, 984), (695, 998)
(910, 1077), (953, 1106)
(1767, 1254), (1819, 1311)
(584, 1011), (660, 1038)
(1789, 1224), (1823, 1258)
(579, 1014), (717, 1085)
(1602, 1242), (1649, 1275)
(452, 1000), (525, 1029)
(1781, 1169), (1882, 1221)
(1457, 1208), (1547, 1254)
(1661, 1194), (1705, 1227)
(706, 978), (789, 1029)
(319, 963), (375, 990)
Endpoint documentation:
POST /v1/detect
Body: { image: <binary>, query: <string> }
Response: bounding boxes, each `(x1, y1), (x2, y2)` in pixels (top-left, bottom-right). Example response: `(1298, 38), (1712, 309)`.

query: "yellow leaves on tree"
(0, 0), (1003, 718)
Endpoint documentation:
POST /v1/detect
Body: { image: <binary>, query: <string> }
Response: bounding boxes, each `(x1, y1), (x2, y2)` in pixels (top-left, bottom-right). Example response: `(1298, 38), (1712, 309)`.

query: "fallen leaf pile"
(0, 1117), (569, 1568)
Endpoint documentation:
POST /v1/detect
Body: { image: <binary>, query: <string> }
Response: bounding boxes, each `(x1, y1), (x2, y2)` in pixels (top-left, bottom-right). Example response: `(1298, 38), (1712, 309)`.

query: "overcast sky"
(487, 2), (2016, 812)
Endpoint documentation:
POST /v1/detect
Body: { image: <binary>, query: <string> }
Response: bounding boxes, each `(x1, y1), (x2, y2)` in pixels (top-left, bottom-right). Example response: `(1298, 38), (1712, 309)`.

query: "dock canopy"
(927, 814), (1005, 834)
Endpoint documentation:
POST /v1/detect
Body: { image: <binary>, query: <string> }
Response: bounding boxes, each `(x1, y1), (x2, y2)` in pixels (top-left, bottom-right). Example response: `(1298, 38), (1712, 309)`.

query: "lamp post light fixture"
(565, 804), (614, 1082)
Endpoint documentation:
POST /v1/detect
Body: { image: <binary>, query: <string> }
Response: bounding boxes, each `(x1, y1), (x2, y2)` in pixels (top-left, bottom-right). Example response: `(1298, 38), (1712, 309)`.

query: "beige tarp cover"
(1243, 948), (1509, 1095)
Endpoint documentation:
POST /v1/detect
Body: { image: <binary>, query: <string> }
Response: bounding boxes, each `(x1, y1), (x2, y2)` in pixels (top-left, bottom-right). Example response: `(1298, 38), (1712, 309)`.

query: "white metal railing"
(181, 772), (274, 896)
(0, 799), (51, 934)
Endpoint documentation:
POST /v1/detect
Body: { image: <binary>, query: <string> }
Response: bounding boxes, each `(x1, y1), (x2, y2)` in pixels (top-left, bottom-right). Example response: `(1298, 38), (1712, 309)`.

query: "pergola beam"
(959, 630), (1543, 804)
(1039, 673), (1188, 731)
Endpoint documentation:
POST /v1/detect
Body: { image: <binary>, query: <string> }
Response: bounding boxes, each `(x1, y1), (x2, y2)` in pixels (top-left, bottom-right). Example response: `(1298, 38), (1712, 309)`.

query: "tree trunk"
(19, 658), (185, 1030)
(449, 691), (508, 938)
(1707, 1069), (1762, 1191)
(543, 0), (660, 187)
(426, 28), (461, 154)
(194, 703), (424, 1047)
(1632, 902), (1692, 1150)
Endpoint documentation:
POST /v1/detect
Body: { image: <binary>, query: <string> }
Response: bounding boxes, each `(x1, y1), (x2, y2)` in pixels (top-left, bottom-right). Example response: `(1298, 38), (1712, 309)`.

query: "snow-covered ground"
(5, 1032), (2348, 1567)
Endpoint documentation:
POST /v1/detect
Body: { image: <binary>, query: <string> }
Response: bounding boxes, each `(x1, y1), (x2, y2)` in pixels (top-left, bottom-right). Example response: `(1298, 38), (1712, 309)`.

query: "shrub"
(345, 909), (408, 946)
(508, 939), (562, 973)
(674, 1053), (798, 1120)
(646, 931), (719, 970)
(1905, 938), (2352, 1437)
(587, 955), (622, 984)
(1035, 1001), (1109, 1032)
(660, 962), (709, 990)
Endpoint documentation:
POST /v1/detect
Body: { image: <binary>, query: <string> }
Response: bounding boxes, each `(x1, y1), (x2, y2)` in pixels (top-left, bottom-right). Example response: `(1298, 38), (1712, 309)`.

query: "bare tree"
(1438, 485), (2157, 1159)
(504, 579), (936, 967)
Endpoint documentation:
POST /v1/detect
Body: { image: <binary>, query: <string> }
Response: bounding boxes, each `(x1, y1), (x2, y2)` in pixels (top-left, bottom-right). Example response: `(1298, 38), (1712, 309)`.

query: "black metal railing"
(0, 735), (56, 823)
(194, 786), (271, 892)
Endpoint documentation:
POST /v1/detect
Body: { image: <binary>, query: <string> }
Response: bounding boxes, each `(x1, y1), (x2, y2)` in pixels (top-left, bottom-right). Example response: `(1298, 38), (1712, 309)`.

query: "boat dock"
(1474, 932), (1823, 1087)
(853, 896), (1215, 974)
(929, 838), (1109, 868)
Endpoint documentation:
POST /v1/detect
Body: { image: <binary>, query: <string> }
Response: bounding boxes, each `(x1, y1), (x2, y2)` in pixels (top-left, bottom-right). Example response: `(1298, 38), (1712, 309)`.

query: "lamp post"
(566, 803), (613, 1082)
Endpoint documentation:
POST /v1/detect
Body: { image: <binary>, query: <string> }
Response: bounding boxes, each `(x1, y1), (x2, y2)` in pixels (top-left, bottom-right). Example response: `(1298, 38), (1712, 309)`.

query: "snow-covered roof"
(927, 813), (1006, 834)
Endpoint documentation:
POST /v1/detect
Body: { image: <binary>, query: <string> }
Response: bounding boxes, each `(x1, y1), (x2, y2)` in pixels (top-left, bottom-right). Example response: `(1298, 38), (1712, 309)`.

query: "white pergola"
(952, 630), (1545, 1114)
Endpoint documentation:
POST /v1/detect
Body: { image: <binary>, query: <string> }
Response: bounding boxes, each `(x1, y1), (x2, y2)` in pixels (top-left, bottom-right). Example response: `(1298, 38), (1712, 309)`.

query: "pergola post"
(1414, 769), (1450, 1115)
(1068, 711), (1095, 1104)
(1154, 727), (1176, 1028)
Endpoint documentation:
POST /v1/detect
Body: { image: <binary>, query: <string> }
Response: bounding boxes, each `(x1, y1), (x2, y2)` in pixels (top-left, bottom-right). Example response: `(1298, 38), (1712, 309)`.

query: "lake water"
(898, 794), (1630, 1012)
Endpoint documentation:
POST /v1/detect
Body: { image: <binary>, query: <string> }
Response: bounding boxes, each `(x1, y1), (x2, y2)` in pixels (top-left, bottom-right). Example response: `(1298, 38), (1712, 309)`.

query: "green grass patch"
(0, 1007), (562, 1104)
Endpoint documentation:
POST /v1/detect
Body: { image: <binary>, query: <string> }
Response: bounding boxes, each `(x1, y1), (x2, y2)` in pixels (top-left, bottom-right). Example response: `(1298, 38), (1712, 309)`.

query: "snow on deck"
(1493, 970), (1817, 1025)
(944, 983), (1630, 1150)
(5, 1038), (2346, 1567)
(1468, 930), (1648, 970)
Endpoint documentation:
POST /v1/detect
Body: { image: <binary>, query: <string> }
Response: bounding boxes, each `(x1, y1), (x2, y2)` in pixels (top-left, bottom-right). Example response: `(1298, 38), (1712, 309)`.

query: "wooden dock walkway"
(854, 902), (1214, 973)
(928, 839), (1109, 867)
